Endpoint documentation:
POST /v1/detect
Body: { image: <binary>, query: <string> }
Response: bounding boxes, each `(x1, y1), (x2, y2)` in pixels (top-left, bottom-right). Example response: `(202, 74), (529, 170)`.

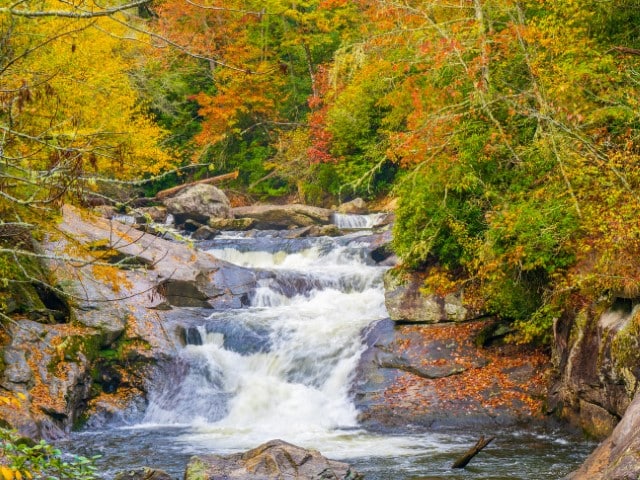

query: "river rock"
(232, 204), (333, 230)
(0, 319), (101, 440)
(192, 225), (218, 240)
(550, 299), (640, 438)
(0, 205), (258, 439)
(354, 318), (549, 429)
(131, 206), (168, 224)
(383, 270), (480, 323)
(209, 217), (257, 231)
(164, 184), (231, 226)
(567, 390), (640, 479)
(52, 204), (256, 310)
(284, 225), (342, 238)
(337, 198), (368, 214)
(115, 467), (173, 480)
(93, 205), (119, 219)
(184, 439), (363, 479)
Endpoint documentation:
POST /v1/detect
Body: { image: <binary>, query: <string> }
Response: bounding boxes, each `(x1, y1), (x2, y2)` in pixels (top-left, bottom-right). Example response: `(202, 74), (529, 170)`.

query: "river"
(63, 213), (593, 478)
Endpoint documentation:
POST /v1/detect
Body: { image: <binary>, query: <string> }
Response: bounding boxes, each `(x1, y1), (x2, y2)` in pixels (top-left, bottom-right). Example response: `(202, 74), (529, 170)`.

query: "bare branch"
(0, 0), (151, 18)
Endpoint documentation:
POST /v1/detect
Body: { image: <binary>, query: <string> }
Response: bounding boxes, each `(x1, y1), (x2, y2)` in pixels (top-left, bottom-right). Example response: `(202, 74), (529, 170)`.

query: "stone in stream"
(163, 184), (232, 226)
(232, 204), (333, 230)
(114, 467), (173, 480)
(337, 198), (368, 214)
(185, 439), (363, 479)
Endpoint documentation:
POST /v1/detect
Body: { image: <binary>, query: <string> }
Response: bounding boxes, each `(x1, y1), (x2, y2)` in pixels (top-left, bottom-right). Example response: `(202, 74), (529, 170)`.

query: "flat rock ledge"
(185, 440), (363, 480)
(232, 204), (333, 230)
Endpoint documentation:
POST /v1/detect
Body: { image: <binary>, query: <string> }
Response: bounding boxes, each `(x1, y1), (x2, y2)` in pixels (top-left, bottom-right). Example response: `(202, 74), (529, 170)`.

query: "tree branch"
(609, 46), (640, 56)
(0, 0), (151, 18)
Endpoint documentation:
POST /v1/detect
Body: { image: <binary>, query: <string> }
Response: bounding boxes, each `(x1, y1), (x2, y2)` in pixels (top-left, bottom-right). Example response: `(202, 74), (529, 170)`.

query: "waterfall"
(66, 213), (594, 479)
(141, 218), (389, 449)
(331, 212), (388, 229)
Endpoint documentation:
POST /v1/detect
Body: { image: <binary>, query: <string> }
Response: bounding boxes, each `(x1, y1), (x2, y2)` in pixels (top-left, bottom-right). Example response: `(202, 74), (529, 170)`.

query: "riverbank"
(0, 193), (632, 478)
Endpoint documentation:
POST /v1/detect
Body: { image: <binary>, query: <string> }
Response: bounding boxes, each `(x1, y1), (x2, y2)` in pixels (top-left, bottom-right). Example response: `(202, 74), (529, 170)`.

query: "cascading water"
(141, 220), (395, 452)
(64, 214), (594, 479)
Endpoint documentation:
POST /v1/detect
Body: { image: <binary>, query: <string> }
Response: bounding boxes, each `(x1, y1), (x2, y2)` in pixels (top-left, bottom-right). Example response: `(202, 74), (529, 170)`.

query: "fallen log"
(451, 435), (495, 469)
(154, 170), (239, 200)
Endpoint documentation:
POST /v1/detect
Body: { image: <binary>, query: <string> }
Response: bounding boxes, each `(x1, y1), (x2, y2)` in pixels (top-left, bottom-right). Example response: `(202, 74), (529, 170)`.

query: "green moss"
(611, 308), (640, 396)
(184, 457), (208, 480)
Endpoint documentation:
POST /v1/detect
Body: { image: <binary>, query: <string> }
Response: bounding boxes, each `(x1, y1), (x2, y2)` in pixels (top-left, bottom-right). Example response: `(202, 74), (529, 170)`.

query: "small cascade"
(332, 212), (388, 229)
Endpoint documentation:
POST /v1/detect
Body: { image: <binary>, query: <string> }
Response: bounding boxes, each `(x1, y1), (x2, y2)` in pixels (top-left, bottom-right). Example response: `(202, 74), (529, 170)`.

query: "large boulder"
(232, 204), (333, 230)
(208, 217), (257, 231)
(337, 198), (368, 214)
(383, 270), (481, 323)
(0, 320), (102, 439)
(163, 184), (231, 225)
(185, 440), (363, 480)
(0, 205), (259, 440)
(52, 205), (256, 310)
(354, 318), (550, 429)
(551, 299), (640, 439)
(567, 390), (640, 479)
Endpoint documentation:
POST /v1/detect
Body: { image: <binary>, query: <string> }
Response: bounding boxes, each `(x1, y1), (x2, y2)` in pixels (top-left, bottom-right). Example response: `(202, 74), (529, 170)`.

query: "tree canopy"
(1, 0), (640, 344)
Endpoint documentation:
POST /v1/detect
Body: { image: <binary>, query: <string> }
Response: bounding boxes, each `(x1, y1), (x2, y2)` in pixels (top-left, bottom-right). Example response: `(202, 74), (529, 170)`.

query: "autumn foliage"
(2, 0), (640, 349)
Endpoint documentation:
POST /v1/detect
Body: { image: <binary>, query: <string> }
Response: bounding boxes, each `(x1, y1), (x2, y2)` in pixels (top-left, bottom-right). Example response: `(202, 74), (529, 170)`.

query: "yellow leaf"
(0, 466), (15, 480)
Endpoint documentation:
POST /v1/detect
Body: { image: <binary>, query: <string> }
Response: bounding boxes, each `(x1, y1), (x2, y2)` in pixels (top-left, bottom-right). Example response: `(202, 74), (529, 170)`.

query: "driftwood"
(451, 435), (495, 469)
(154, 170), (239, 200)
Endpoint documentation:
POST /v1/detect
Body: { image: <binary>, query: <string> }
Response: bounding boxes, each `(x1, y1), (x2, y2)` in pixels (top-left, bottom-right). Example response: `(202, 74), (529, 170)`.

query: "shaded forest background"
(2, 0), (640, 344)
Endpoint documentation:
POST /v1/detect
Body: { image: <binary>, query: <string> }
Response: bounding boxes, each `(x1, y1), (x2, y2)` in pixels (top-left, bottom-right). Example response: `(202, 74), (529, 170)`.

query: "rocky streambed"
(0, 186), (636, 478)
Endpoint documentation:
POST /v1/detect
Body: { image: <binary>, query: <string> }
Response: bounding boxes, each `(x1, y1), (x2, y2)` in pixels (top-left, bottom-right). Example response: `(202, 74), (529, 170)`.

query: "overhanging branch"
(0, 0), (151, 18)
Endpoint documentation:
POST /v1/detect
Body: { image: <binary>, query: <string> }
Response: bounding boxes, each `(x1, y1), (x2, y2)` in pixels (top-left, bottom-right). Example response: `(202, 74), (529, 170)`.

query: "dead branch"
(610, 46), (640, 56)
(452, 435), (495, 469)
(0, 0), (151, 18)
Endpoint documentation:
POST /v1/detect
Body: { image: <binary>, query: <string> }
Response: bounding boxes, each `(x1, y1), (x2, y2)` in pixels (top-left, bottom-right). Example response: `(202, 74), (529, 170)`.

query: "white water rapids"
(64, 214), (594, 479)
(138, 217), (439, 457)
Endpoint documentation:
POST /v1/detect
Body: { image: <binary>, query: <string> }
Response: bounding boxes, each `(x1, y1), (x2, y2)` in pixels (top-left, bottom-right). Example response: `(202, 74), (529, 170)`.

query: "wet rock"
(185, 439), (363, 479)
(383, 270), (480, 323)
(164, 184), (231, 226)
(370, 244), (394, 264)
(115, 467), (173, 480)
(551, 299), (640, 438)
(53, 205), (257, 310)
(567, 391), (640, 479)
(354, 319), (549, 429)
(337, 198), (368, 214)
(232, 204), (333, 230)
(3, 348), (33, 385)
(209, 217), (257, 231)
(183, 219), (202, 232)
(307, 224), (342, 237)
(0, 320), (100, 440)
(131, 206), (168, 223)
(192, 226), (218, 240)
(284, 225), (342, 238)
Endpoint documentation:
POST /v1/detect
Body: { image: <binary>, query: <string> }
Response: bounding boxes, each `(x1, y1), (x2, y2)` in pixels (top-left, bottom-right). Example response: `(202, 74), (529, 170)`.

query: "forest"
(3, 0), (639, 343)
(1, 0), (640, 477)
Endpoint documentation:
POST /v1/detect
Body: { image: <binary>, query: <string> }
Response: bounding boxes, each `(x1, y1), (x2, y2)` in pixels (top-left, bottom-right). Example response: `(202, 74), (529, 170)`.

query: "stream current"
(65, 214), (593, 478)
